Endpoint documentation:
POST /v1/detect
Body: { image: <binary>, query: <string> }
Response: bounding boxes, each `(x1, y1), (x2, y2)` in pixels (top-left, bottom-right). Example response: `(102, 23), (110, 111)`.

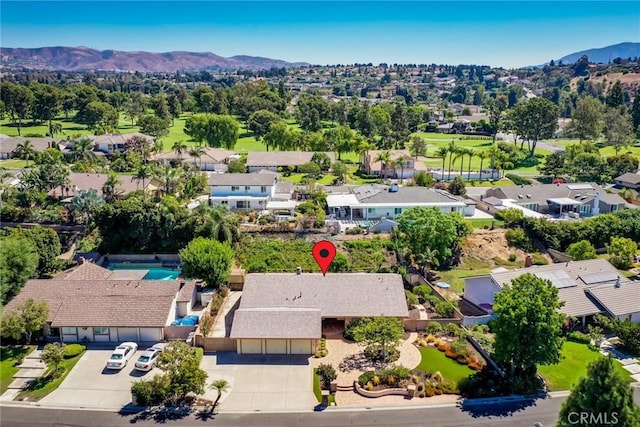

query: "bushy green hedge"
(63, 344), (86, 359)
(341, 238), (391, 272)
(567, 331), (591, 344)
(236, 238), (317, 273)
(505, 174), (532, 185)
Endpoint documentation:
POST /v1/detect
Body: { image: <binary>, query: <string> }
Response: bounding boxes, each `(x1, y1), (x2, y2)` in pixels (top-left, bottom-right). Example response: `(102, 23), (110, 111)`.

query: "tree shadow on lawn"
(459, 395), (543, 418)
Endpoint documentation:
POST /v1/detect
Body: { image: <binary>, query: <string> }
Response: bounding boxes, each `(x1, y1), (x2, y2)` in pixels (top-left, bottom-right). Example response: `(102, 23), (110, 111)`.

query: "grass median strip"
(16, 350), (85, 402)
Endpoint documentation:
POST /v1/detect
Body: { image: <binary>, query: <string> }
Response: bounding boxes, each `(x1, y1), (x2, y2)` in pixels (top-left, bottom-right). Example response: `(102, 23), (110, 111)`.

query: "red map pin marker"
(312, 240), (336, 276)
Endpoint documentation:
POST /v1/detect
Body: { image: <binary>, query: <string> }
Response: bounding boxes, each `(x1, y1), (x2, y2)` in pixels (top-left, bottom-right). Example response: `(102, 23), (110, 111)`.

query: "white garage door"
(289, 339), (312, 354)
(266, 339), (287, 354)
(240, 339), (262, 354)
(139, 328), (163, 342)
(117, 328), (138, 341)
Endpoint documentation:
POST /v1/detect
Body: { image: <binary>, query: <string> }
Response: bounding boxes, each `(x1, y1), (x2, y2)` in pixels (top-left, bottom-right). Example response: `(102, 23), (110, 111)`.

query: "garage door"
(266, 339), (287, 354)
(117, 328), (138, 341)
(240, 339), (262, 354)
(139, 328), (163, 342)
(289, 339), (312, 354)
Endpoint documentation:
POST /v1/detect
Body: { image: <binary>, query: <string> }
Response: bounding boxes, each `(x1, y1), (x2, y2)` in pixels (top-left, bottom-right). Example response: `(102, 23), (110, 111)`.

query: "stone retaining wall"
(354, 381), (409, 398)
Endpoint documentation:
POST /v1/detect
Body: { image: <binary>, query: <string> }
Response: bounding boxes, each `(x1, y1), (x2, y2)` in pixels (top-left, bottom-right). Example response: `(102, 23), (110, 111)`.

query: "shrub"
(468, 362), (483, 371)
(444, 323), (461, 337)
(451, 339), (468, 355)
(417, 391), (426, 398)
(416, 383), (425, 393)
(445, 349), (457, 359)
(344, 318), (369, 341)
(456, 355), (469, 365)
(405, 290), (419, 309)
(434, 388), (443, 395)
(508, 253), (517, 262)
(345, 227), (364, 235)
(386, 375), (396, 386)
(426, 322), (443, 335)
(412, 284), (432, 300)
(431, 371), (443, 383)
(437, 344), (451, 352)
(567, 331), (591, 344)
(358, 371), (376, 386)
(531, 253), (548, 265)
(365, 381), (374, 391)
(439, 380), (460, 394)
(426, 334), (436, 343)
(372, 375), (381, 386)
(435, 301), (455, 318)
(505, 228), (531, 250)
(505, 174), (532, 185)
(63, 344), (86, 359)
(434, 338), (444, 347)
(316, 363), (337, 389)
(416, 339), (427, 347)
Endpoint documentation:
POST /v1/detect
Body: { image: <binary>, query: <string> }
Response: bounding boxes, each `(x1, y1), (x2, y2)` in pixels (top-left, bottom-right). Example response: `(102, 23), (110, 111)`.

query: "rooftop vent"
(389, 184), (399, 193)
(518, 195), (523, 199)
(526, 194), (532, 199)
(615, 277), (621, 288)
(296, 266), (302, 275)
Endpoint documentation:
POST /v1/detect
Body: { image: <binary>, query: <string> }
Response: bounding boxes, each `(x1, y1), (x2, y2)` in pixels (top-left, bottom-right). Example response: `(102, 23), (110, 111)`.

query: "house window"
(580, 204), (591, 214)
(367, 208), (375, 213)
(610, 205), (618, 212)
(261, 186), (267, 193)
(62, 327), (77, 335)
(394, 208), (402, 214)
(245, 186), (251, 192)
(236, 200), (250, 209)
(93, 327), (109, 335)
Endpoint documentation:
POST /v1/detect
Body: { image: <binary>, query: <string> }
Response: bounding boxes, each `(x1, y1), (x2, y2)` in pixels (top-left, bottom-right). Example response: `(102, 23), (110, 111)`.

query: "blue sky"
(1, 1), (638, 68)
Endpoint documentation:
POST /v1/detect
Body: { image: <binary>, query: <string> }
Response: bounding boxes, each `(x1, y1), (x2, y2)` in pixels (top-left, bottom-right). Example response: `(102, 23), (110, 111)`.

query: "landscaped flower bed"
(413, 322), (486, 371)
(356, 365), (460, 398)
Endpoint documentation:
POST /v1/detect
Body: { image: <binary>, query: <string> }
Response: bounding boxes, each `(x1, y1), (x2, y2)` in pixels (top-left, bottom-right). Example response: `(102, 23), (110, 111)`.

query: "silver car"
(106, 342), (138, 370)
(134, 343), (167, 372)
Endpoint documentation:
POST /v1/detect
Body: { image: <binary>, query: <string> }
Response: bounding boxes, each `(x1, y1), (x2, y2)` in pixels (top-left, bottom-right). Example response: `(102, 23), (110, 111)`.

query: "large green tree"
(0, 299), (48, 343)
(184, 114), (240, 149)
(0, 236), (39, 304)
(510, 97), (560, 155)
(604, 109), (635, 155)
(262, 120), (301, 151)
(557, 357), (640, 427)
(81, 101), (119, 134)
(486, 95), (508, 145)
(137, 114), (170, 139)
(352, 317), (404, 362)
(567, 240), (597, 261)
(493, 274), (565, 383)
(152, 341), (208, 405)
(295, 93), (328, 132)
(31, 83), (62, 136)
(247, 109), (280, 141)
(179, 237), (234, 288)
(565, 96), (604, 142)
(606, 237), (637, 269)
(0, 82), (33, 136)
(395, 207), (471, 270)
(7, 226), (62, 276)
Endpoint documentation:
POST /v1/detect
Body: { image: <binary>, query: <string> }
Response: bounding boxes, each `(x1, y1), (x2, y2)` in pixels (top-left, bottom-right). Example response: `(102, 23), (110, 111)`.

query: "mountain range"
(554, 42), (639, 64)
(0, 46), (310, 72)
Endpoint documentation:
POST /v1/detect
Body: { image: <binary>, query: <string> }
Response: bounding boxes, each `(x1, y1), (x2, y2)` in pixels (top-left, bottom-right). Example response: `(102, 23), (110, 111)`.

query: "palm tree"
(154, 164), (184, 195)
(374, 150), (392, 180)
(133, 164), (152, 190)
(196, 205), (239, 243)
(618, 188), (635, 202)
(50, 122), (63, 137)
(357, 139), (376, 172)
(72, 137), (97, 163)
(172, 140), (188, 160)
(466, 148), (475, 181)
(447, 140), (456, 180)
(434, 146), (449, 181)
(188, 146), (206, 169)
(453, 147), (466, 178)
(15, 140), (35, 167)
(476, 150), (489, 182)
(414, 248), (440, 280)
(210, 379), (230, 409)
(102, 171), (121, 202)
(488, 144), (499, 179)
(69, 188), (103, 224)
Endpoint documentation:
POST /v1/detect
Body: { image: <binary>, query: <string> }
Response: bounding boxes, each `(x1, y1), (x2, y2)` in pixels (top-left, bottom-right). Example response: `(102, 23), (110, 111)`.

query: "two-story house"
(209, 172), (285, 210)
(88, 133), (154, 154)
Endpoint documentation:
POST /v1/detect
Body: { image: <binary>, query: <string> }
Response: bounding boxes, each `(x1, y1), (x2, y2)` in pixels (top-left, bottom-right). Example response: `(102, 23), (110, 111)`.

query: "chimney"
(615, 277), (621, 288)
(78, 257), (86, 265)
(296, 267), (302, 275)
(524, 255), (532, 268)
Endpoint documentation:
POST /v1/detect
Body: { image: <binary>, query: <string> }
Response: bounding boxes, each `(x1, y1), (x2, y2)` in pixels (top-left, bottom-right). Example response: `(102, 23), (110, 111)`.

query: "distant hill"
(556, 42), (640, 64)
(0, 46), (310, 72)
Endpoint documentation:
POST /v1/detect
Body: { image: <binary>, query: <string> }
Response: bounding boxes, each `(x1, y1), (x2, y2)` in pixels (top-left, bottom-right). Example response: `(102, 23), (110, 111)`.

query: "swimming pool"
(107, 263), (181, 281)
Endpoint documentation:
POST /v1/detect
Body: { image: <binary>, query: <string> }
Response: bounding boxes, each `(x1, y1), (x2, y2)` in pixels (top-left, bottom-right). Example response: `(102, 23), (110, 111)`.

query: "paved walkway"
(600, 339), (640, 382)
(0, 348), (46, 402)
(335, 390), (460, 407)
(211, 291), (241, 338)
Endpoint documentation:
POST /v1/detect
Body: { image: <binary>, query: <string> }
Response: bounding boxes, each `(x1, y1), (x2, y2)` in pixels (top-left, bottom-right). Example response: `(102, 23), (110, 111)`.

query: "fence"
(467, 335), (505, 378)
(197, 336), (237, 352)
(404, 273), (464, 331)
(165, 325), (197, 340)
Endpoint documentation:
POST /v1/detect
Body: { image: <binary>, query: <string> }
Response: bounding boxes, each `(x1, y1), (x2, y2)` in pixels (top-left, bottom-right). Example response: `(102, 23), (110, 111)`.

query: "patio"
(310, 333), (421, 405)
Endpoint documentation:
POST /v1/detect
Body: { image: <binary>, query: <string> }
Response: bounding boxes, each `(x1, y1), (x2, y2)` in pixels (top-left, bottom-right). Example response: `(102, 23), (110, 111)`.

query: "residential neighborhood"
(1, 6), (640, 425)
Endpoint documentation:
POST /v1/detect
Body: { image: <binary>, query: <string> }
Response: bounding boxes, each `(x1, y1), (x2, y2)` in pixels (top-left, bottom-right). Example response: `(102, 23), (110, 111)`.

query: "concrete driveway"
(200, 353), (317, 412)
(39, 349), (156, 410)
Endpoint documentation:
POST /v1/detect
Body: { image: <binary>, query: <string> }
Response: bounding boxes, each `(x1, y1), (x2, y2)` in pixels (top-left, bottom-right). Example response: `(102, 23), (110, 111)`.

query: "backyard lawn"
(0, 346), (35, 394)
(416, 347), (475, 383)
(17, 350), (85, 401)
(538, 341), (634, 391)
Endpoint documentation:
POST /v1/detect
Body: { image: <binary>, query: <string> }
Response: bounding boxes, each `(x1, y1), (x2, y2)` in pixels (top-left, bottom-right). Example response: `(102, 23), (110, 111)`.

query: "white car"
(106, 342), (138, 370)
(134, 343), (167, 372)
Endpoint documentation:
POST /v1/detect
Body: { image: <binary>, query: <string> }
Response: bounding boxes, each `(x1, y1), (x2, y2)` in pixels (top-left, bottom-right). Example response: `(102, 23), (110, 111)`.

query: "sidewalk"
(600, 339), (640, 382)
(0, 347), (46, 402)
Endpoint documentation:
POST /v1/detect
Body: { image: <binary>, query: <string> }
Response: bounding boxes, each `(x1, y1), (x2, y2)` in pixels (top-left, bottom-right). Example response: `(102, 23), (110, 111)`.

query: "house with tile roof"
(229, 272), (409, 354)
(153, 147), (239, 172)
(326, 183), (472, 220)
(362, 150), (429, 179)
(615, 172), (640, 190)
(462, 258), (640, 326)
(3, 260), (197, 343)
(0, 134), (61, 159)
(246, 151), (335, 173)
(47, 172), (156, 201)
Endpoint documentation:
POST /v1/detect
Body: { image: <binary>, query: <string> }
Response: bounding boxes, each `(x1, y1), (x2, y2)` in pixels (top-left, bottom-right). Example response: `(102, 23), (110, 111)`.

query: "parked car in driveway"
(134, 343), (167, 372)
(106, 342), (138, 370)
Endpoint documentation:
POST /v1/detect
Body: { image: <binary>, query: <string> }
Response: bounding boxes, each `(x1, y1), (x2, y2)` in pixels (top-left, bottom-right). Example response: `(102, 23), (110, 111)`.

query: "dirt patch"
(571, 72), (640, 93)
(461, 228), (551, 266)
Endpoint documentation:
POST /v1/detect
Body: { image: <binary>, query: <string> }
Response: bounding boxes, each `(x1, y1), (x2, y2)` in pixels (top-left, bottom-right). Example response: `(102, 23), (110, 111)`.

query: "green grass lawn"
(416, 347), (475, 383)
(468, 218), (504, 229)
(17, 351), (85, 401)
(0, 346), (35, 394)
(0, 159), (28, 168)
(538, 341), (634, 392)
(434, 257), (494, 294)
